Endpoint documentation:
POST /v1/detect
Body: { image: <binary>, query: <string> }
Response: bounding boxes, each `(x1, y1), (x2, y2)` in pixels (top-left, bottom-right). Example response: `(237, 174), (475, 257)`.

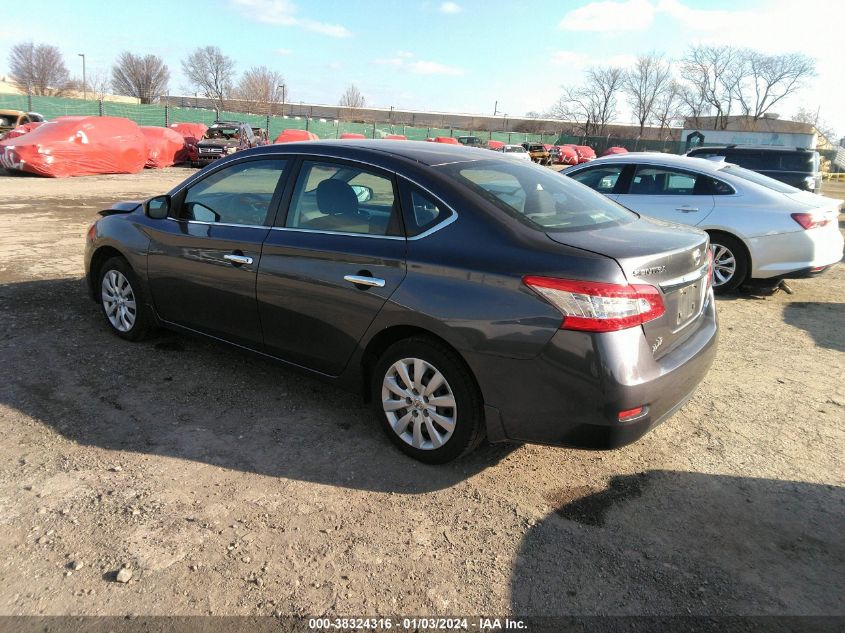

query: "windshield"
(504, 146), (525, 153)
(436, 159), (635, 231)
(719, 164), (799, 193)
(205, 126), (240, 140)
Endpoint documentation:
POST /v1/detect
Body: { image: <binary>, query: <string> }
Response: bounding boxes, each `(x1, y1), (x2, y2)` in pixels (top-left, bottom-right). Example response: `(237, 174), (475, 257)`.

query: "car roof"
(579, 152), (727, 173)
(243, 139), (503, 166)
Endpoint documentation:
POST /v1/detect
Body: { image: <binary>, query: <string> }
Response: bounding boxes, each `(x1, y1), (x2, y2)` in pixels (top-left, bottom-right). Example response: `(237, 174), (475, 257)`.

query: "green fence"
(555, 134), (686, 155)
(2, 94), (690, 151)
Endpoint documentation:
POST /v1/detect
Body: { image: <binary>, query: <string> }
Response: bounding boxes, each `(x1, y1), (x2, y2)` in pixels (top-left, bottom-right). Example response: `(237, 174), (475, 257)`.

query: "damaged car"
(189, 121), (258, 167)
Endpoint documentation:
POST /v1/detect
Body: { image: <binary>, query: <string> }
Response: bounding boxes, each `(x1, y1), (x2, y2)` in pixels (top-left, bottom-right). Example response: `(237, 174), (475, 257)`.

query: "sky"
(0, 0), (841, 137)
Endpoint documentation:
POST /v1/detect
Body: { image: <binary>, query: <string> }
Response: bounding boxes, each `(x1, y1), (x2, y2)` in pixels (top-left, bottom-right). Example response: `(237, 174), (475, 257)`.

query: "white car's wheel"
(708, 233), (748, 293)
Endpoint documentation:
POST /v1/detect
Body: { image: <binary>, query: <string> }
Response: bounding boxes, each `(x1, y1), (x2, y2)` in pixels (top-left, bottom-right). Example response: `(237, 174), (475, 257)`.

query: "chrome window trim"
(165, 217), (271, 231)
(269, 227), (405, 241)
(167, 150), (460, 241)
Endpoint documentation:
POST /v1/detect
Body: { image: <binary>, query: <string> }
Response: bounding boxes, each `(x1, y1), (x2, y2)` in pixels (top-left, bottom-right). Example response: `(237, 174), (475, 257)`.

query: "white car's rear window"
(719, 164), (798, 193)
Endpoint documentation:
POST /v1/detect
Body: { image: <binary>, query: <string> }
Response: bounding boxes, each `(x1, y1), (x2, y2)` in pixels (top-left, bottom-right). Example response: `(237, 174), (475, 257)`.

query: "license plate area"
(673, 282), (703, 328)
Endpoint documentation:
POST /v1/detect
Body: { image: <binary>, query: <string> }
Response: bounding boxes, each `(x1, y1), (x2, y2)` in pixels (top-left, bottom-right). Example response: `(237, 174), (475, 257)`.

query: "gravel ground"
(0, 168), (842, 618)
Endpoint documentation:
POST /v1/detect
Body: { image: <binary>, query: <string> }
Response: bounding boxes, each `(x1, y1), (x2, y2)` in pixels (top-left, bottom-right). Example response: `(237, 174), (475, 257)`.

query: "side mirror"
(146, 195), (170, 219)
(350, 184), (373, 203)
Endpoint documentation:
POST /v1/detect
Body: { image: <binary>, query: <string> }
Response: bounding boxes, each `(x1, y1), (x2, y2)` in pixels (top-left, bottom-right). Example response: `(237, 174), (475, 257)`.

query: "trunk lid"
(783, 191), (843, 214)
(546, 216), (711, 358)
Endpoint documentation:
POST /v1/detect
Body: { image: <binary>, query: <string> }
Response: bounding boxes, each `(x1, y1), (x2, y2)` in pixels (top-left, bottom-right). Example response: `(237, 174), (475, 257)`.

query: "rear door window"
(284, 160), (401, 236)
(630, 165), (711, 195)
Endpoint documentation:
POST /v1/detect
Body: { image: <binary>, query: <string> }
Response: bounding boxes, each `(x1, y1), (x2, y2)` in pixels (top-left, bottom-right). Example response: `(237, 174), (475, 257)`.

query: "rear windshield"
(436, 159), (635, 231)
(718, 164), (798, 193)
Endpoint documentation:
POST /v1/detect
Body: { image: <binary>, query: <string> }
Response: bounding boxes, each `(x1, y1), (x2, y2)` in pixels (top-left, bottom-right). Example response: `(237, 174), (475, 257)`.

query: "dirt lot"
(0, 168), (843, 619)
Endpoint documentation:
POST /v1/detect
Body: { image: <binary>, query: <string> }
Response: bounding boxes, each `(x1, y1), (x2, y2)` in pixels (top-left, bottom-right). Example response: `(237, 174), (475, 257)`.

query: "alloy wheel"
(101, 269), (137, 332)
(711, 243), (737, 288)
(381, 357), (457, 450)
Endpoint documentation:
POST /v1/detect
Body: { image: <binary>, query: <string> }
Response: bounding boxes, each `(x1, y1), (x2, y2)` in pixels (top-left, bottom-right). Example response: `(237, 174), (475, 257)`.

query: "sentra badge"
(632, 265), (666, 276)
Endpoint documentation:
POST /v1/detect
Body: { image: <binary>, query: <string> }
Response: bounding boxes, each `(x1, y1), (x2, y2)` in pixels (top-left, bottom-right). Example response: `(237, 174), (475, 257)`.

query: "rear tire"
(707, 232), (748, 294)
(98, 257), (154, 341)
(371, 337), (485, 464)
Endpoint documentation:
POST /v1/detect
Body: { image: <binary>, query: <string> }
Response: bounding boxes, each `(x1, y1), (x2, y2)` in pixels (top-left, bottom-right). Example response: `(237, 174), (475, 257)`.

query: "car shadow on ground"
(782, 302), (844, 352)
(0, 277), (515, 494)
(511, 470), (845, 618)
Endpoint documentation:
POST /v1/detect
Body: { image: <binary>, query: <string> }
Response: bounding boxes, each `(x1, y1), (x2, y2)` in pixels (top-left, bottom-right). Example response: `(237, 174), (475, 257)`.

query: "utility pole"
(278, 84), (286, 117)
(78, 53), (86, 100)
(493, 100), (498, 116)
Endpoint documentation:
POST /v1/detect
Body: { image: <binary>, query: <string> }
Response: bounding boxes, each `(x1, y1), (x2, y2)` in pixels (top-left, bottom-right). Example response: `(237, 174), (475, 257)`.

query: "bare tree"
(339, 84), (365, 121)
(680, 45), (745, 130)
(235, 66), (286, 112)
(8, 41), (70, 95)
(549, 66), (623, 138)
(737, 52), (815, 120)
(111, 52), (169, 104)
(651, 80), (684, 135)
(80, 70), (111, 100)
(623, 53), (672, 135)
(678, 83), (710, 121)
(181, 46), (235, 110)
(793, 107), (836, 144)
(339, 84), (365, 108)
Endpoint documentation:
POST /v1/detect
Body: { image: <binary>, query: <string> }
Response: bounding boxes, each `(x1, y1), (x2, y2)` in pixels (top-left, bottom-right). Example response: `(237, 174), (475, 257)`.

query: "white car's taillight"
(791, 212), (830, 230)
(523, 276), (665, 333)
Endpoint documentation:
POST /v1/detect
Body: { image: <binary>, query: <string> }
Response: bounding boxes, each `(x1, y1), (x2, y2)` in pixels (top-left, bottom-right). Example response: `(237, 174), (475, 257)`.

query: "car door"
(257, 158), (407, 376)
(146, 157), (290, 347)
(614, 164), (716, 226)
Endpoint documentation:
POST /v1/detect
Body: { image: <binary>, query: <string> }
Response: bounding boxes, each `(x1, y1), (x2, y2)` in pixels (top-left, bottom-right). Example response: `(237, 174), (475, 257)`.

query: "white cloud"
(559, 0), (656, 32)
(275, 48), (293, 56)
(549, 50), (637, 70)
(231, 0), (351, 37)
(375, 51), (464, 76)
(439, 2), (462, 14)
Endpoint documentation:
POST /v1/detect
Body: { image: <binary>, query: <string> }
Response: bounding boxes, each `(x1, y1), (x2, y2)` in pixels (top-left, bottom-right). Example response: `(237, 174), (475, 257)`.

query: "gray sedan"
(85, 141), (717, 463)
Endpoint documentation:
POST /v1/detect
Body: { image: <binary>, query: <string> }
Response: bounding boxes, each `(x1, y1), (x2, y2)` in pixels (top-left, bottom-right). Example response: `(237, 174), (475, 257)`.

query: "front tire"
(372, 337), (484, 463)
(707, 233), (748, 294)
(98, 257), (153, 341)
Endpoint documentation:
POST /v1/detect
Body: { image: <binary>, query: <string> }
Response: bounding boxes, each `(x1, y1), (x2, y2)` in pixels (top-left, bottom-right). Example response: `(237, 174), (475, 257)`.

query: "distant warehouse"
(682, 115), (832, 151)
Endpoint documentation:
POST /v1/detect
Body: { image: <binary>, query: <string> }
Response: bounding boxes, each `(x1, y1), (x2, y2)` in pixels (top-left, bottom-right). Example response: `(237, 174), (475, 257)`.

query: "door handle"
(344, 274), (385, 288)
(675, 206), (699, 212)
(224, 253), (253, 265)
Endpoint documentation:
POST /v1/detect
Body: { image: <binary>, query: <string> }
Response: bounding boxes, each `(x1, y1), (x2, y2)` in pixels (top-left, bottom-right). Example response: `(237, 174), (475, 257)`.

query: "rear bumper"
(748, 227), (844, 279)
(467, 291), (718, 449)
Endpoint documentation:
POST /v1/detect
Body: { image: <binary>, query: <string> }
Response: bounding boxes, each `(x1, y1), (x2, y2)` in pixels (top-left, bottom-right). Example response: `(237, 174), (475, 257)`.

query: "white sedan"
(565, 153), (843, 292)
(498, 144), (532, 160)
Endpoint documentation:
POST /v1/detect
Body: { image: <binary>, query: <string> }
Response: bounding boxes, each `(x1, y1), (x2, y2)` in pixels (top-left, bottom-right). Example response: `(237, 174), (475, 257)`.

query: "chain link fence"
(3, 94), (688, 153)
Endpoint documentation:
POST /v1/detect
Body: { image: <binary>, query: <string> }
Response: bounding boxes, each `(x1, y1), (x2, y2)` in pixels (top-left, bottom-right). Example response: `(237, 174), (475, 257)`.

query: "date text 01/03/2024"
(307, 617), (527, 630)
